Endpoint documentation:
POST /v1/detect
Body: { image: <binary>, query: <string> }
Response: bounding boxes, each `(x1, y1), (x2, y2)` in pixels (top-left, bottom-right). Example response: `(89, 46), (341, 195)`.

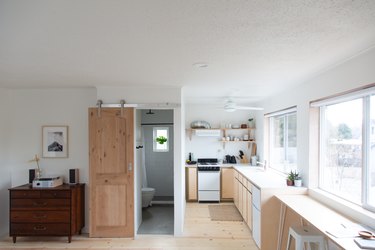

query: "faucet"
(256, 160), (267, 171)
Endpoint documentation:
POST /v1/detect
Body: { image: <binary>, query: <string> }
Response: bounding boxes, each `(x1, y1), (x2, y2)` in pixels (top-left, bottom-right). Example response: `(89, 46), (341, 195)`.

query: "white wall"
(174, 93), (185, 236)
(0, 88), (11, 236)
(7, 87), (97, 232)
(135, 109), (143, 232)
(185, 104), (256, 162)
(256, 47), (375, 227)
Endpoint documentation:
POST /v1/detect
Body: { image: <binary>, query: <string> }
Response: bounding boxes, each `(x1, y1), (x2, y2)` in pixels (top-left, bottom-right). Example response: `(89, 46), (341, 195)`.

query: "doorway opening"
(136, 109), (174, 235)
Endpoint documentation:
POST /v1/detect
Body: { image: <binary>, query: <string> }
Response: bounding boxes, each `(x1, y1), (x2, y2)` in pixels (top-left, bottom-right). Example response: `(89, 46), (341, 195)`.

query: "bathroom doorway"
(136, 109), (174, 235)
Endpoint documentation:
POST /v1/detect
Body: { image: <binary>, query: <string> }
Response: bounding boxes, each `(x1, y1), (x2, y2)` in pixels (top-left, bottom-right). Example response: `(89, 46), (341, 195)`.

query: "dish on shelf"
(190, 120), (211, 129)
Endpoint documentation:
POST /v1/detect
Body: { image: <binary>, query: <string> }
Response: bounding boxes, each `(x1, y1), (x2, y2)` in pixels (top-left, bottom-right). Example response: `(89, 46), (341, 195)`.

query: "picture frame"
(42, 126), (68, 158)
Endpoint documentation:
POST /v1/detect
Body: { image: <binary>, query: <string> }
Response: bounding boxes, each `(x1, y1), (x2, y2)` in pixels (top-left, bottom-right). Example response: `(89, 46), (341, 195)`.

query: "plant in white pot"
(294, 173), (302, 187)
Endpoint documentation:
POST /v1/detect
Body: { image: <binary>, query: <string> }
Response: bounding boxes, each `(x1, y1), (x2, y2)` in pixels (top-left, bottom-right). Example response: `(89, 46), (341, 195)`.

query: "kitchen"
(184, 104), (307, 249)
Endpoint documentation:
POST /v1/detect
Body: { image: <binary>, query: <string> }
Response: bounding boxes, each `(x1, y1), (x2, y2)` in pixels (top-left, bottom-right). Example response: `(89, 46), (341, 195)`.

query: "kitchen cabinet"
(233, 168), (307, 250)
(233, 171), (239, 208)
(241, 182), (248, 223)
(186, 167), (198, 201)
(246, 183), (252, 230)
(238, 175), (243, 215)
(233, 171), (252, 230)
(220, 168), (234, 200)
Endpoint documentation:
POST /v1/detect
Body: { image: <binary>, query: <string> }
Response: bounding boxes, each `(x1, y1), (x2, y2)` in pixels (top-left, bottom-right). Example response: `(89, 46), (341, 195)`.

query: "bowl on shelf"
(232, 124), (240, 129)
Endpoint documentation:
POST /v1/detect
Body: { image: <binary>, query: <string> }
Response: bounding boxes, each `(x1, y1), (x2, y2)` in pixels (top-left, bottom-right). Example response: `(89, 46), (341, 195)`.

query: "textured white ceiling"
(1, 0), (375, 104)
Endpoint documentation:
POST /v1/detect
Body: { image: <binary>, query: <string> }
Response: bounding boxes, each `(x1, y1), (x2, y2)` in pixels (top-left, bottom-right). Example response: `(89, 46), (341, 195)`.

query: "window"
(153, 127), (169, 152)
(268, 108), (297, 173)
(316, 87), (375, 211)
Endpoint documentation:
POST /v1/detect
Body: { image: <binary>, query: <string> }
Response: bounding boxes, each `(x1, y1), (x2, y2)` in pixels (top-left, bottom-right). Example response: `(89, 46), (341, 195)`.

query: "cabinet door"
(233, 172), (239, 208)
(221, 168), (234, 200)
(242, 185), (247, 222)
(247, 190), (252, 230)
(238, 180), (243, 215)
(186, 167), (197, 201)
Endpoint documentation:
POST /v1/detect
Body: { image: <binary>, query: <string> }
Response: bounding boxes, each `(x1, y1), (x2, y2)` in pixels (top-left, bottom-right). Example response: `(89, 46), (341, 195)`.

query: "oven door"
(198, 170), (220, 191)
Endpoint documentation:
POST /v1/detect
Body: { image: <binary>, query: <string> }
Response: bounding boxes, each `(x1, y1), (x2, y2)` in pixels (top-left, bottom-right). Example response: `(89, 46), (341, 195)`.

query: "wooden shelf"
(185, 128), (256, 149)
(221, 127), (255, 131)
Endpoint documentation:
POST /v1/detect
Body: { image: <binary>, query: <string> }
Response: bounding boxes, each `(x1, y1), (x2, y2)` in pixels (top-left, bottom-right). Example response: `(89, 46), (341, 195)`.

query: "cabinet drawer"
(234, 171), (239, 179)
(10, 223), (70, 235)
(238, 174), (243, 184)
(11, 191), (40, 199)
(11, 199), (70, 209)
(11, 211), (70, 223)
(246, 180), (252, 192)
(41, 190), (70, 198)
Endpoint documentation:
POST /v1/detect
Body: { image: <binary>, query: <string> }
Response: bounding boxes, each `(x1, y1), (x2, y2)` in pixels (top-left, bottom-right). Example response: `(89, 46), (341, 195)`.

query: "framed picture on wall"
(42, 126), (68, 158)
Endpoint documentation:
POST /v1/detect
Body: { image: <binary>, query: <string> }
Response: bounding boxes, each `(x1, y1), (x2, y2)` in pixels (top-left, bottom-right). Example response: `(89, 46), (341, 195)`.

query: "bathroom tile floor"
(137, 204), (174, 235)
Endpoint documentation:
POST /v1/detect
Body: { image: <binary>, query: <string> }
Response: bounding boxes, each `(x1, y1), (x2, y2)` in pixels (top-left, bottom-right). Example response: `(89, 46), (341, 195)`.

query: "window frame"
(153, 126), (169, 152)
(267, 107), (297, 174)
(315, 89), (375, 212)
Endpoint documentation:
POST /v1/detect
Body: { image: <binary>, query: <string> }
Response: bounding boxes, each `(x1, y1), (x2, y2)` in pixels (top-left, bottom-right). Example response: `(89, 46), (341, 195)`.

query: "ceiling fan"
(223, 99), (263, 112)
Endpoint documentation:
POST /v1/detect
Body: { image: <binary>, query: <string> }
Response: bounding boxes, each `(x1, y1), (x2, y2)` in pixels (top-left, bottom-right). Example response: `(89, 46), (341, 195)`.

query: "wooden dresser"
(9, 183), (85, 243)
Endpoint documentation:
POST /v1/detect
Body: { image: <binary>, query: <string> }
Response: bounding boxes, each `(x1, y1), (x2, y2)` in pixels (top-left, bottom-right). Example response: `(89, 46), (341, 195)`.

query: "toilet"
(142, 187), (155, 208)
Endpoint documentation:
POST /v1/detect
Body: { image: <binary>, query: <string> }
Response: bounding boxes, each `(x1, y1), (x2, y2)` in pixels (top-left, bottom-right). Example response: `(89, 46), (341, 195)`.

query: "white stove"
(197, 158), (220, 202)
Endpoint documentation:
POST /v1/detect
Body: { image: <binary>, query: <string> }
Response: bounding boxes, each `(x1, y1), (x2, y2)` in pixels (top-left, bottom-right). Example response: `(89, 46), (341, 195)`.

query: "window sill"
(308, 188), (375, 229)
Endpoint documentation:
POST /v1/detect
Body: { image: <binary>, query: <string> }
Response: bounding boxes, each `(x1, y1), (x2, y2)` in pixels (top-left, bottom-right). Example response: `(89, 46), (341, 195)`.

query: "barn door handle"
(128, 163), (132, 171)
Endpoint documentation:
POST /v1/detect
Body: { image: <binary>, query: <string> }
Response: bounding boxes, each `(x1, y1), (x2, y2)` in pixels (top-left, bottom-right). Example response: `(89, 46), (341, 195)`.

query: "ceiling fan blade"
(236, 106), (264, 110)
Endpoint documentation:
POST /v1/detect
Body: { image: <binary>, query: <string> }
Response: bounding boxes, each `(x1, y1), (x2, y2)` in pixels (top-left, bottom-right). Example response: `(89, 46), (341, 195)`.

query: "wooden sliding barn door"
(89, 108), (134, 237)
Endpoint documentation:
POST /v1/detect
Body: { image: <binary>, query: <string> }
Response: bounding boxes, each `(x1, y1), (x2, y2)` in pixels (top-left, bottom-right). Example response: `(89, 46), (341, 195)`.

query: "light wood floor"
(0, 202), (258, 250)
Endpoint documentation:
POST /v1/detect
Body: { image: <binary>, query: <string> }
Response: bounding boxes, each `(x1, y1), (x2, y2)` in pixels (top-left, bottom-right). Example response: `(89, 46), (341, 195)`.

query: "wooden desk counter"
(276, 194), (369, 250)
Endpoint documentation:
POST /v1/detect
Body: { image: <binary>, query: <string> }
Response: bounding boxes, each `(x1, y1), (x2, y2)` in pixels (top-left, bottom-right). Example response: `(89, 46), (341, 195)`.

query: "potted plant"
(286, 170), (296, 186)
(155, 136), (167, 144)
(294, 174), (302, 187)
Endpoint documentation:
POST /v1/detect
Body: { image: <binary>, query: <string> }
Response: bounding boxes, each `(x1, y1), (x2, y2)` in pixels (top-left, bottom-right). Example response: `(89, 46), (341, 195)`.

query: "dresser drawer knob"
(33, 226), (47, 231)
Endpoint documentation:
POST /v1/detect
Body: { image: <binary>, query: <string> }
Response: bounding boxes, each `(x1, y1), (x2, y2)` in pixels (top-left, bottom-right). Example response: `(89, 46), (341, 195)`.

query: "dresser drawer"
(41, 190), (70, 198)
(11, 191), (40, 199)
(10, 223), (70, 235)
(11, 199), (70, 209)
(11, 211), (70, 223)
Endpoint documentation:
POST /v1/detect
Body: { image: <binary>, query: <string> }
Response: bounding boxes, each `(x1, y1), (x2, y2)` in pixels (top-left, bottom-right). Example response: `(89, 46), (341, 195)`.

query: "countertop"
(185, 163), (293, 189)
(185, 163), (255, 168)
(234, 166), (290, 189)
